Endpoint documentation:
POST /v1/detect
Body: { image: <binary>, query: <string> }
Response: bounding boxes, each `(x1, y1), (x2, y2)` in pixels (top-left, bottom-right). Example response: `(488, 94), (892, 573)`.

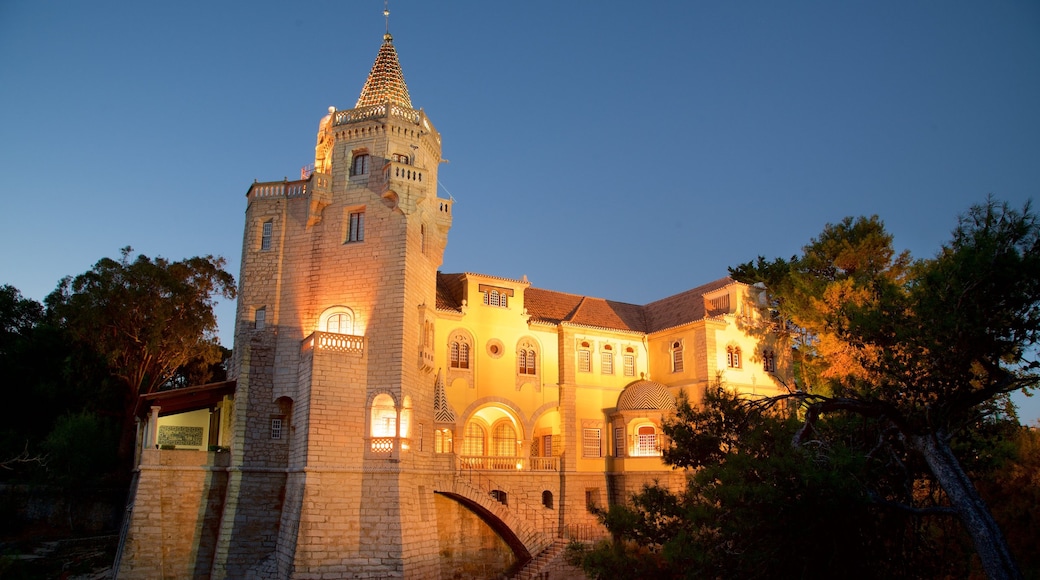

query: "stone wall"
(116, 449), (230, 579)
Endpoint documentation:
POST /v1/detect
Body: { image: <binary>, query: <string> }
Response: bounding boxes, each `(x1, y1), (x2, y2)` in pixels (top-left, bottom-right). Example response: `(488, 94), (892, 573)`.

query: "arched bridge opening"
(434, 490), (533, 567)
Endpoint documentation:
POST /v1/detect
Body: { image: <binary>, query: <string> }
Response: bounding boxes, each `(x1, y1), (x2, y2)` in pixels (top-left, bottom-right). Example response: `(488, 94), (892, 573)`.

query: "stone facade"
(116, 27), (788, 580)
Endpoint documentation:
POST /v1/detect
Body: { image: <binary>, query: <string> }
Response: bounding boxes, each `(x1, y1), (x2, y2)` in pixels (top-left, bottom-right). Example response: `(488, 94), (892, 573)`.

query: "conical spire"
(355, 32), (413, 109)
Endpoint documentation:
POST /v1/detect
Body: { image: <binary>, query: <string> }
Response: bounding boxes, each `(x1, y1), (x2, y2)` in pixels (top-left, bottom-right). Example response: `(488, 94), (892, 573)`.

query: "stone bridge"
(434, 475), (554, 566)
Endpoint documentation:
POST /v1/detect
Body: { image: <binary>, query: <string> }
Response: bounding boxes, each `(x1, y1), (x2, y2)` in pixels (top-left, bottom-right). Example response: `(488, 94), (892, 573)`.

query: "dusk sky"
(1, 1), (1038, 422)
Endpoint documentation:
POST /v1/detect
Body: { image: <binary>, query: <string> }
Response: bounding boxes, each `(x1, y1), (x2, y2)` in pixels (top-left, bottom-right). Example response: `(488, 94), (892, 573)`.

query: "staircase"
(509, 538), (575, 580)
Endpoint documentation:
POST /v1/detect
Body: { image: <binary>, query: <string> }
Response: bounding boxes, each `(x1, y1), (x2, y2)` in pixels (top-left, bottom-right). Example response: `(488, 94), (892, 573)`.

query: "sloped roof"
(524, 289), (648, 331)
(435, 273), (737, 333)
(356, 33), (413, 109)
(135, 380), (236, 418)
(436, 272), (466, 312)
(643, 277), (736, 332)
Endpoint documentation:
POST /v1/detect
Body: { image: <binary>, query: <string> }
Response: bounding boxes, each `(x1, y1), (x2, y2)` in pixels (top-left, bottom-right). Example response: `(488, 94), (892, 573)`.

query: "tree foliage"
(575, 386), (967, 580)
(734, 197), (1039, 579)
(577, 198), (1040, 579)
(45, 247), (236, 463)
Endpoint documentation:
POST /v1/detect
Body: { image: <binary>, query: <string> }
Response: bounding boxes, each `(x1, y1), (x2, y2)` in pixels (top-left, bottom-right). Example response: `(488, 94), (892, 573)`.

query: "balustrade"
(457, 456), (559, 472)
(307, 331), (365, 355)
(248, 181), (309, 200)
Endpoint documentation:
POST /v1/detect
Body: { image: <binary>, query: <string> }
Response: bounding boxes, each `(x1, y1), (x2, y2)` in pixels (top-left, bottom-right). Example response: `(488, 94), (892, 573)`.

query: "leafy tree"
(42, 411), (119, 488)
(729, 198), (1039, 579)
(45, 248), (236, 465)
(576, 386), (963, 579)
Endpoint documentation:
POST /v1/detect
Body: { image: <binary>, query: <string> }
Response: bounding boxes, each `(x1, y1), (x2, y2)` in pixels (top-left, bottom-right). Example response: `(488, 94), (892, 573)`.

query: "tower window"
(260, 220), (273, 251)
(351, 153), (369, 176)
(671, 340), (684, 373)
(254, 307), (266, 330)
(326, 312), (353, 335)
(270, 417), (283, 440)
(347, 211), (365, 243)
(392, 152), (409, 164)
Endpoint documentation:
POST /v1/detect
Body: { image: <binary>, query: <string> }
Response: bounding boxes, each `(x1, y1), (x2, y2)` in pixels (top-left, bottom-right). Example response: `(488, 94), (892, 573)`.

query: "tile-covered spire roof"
(356, 33), (413, 109)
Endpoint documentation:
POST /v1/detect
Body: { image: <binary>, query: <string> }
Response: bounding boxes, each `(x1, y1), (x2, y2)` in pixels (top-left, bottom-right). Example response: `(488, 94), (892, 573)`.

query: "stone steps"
(510, 538), (572, 580)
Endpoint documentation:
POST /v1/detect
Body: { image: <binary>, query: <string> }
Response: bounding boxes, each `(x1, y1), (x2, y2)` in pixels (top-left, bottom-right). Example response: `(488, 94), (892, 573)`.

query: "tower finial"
(384, 0), (390, 38)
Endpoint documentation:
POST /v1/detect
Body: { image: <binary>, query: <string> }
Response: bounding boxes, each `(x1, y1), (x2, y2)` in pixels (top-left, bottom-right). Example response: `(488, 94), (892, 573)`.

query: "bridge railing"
(457, 455), (559, 471)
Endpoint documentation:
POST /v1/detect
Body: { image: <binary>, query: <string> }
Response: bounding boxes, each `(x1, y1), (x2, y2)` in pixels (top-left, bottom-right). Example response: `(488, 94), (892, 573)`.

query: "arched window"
(490, 489), (508, 505)
(518, 349), (536, 374)
(634, 425), (658, 456)
(727, 346), (742, 369)
(319, 307), (357, 336)
(370, 394), (397, 438)
(451, 341), (470, 369)
(542, 490), (554, 509)
(400, 395), (412, 440)
(449, 331), (473, 370)
(763, 349), (776, 373)
(671, 341), (684, 373)
(326, 312), (353, 334)
(492, 422), (517, 457)
(462, 422), (485, 456)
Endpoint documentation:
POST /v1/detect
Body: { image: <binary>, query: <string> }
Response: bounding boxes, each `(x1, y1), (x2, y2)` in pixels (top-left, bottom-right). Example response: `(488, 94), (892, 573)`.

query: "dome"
(616, 380), (677, 412)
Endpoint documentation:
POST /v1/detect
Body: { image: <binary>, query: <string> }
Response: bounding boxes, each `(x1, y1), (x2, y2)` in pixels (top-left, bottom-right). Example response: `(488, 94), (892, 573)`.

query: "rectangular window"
(261, 220), (273, 251)
(623, 354), (635, 377)
(421, 224), (427, 255)
(578, 350), (591, 373)
(582, 428), (602, 458)
(254, 306), (266, 330)
(543, 434), (553, 457)
(601, 352), (613, 374)
(435, 428), (453, 453)
(614, 427), (625, 457)
(351, 153), (369, 176)
(270, 417), (283, 440)
(347, 211), (365, 242)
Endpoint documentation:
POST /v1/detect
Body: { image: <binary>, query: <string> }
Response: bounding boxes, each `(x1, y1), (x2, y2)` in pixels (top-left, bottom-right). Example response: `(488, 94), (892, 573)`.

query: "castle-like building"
(116, 23), (786, 580)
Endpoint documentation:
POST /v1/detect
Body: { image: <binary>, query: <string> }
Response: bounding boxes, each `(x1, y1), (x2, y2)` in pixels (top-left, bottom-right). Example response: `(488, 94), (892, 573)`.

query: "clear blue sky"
(1, 1), (1038, 422)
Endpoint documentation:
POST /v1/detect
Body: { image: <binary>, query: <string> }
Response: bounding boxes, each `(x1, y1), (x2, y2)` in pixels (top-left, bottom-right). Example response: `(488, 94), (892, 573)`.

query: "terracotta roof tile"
(436, 272), (465, 312)
(643, 277), (735, 332)
(435, 274), (736, 333)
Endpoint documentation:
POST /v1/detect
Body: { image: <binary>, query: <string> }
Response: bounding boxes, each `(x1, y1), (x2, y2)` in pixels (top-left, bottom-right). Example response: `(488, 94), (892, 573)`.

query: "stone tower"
(215, 27), (453, 578)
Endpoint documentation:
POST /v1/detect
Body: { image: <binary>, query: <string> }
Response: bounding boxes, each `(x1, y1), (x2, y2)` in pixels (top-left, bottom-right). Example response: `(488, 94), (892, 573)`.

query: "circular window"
(487, 339), (505, 359)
